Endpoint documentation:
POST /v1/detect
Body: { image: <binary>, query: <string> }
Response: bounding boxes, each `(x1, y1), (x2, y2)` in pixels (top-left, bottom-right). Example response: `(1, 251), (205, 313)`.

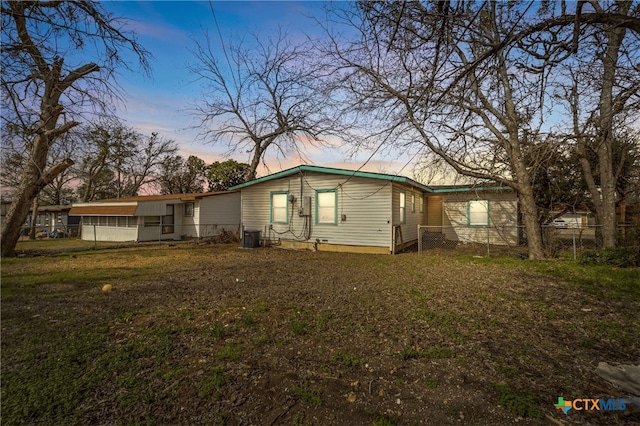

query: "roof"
(426, 184), (511, 193)
(68, 205), (137, 216)
(95, 191), (236, 203)
(67, 191), (238, 216)
(35, 205), (73, 212)
(229, 165), (433, 192)
(228, 164), (512, 194)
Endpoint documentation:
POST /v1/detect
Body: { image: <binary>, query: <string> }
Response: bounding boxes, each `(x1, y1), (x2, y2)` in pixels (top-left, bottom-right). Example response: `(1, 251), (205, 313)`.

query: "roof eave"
(229, 165), (433, 192)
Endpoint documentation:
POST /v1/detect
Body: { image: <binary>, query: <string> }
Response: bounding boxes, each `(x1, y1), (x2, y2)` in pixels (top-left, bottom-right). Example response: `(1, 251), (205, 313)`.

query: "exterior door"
(426, 196), (443, 232)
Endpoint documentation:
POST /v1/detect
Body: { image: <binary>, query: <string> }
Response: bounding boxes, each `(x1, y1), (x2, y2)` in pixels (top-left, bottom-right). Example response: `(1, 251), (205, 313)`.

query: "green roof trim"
(229, 165), (433, 192)
(229, 164), (512, 194)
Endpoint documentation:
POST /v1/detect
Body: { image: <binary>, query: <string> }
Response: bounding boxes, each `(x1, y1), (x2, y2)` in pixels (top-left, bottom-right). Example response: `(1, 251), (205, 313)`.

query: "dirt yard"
(2, 243), (639, 425)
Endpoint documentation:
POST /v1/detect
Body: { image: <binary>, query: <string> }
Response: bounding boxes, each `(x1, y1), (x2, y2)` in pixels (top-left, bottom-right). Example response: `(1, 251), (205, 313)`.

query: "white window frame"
(184, 202), (194, 217)
(270, 191), (289, 224)
(399, 191), (406, 224)
(468, 200), (490, 226)
(316, 189), (337, 225)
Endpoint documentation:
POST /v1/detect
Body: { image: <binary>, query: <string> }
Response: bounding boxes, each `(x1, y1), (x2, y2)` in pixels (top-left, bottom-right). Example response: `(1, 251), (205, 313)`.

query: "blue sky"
(103, 1), (418, 177)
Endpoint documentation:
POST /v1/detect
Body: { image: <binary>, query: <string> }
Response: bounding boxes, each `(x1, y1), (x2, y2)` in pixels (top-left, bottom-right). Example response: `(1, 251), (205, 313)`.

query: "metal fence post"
(93, 224), (97, 250)
(572, 228), (577, 260)
(486, 226), (490, 257)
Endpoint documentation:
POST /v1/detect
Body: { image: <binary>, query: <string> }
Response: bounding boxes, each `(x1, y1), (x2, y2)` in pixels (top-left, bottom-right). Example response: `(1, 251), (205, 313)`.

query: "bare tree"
(75, 123), (177, 201)
(323, 1), (639, 258)
(117, 132), (177, 197)
(323, 2), (552, 259)
(190, 29), (344, 180)
(0, 1), (150, 257)
(558, 1), (640, 247)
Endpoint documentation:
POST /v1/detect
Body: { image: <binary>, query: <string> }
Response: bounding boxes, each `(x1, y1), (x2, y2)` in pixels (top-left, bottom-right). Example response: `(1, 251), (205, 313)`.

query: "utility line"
(207, 0), (238, 89)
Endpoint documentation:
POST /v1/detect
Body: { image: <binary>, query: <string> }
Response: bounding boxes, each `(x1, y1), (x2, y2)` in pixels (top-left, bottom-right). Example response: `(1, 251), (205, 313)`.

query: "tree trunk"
(510, 154), (545, 260)
(1, 144), (46, 256)
(247, 145), (264, 181)
(28, 196), (39, 240)
(595, 16), (626, 248)
(1, 140), (74, 257)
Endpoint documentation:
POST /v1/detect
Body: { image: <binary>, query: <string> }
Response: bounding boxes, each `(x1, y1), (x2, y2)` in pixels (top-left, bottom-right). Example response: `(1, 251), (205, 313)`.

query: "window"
(270, 192), (289, 224)
(107, 216), (116, 227)
(145, 216), (161, 227)
(184, 202), (194, 217)
(316, 190), (337, 225)
(419, 195), (424, 213)
(399, 191), (406, 224)
(162, 205), (174, 234)
(468, 200), (490, 226)
(411, 193), (416, 213)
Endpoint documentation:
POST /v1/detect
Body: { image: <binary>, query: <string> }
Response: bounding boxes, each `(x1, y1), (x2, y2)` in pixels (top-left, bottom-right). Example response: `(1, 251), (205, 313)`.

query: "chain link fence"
(418, 224), (640, 258)
(17, 223), (241, 250)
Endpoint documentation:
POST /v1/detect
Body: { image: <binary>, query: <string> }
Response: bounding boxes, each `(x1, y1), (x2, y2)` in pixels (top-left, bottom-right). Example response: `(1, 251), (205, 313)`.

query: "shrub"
(580, 246), (640, 267)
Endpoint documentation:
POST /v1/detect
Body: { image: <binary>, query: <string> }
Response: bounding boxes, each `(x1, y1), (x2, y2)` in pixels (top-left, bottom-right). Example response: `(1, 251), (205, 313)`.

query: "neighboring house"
(68, 192), (240, 242)
(229, 165), (519, 254)
(550, 211), (594, 228)
(24, 205), (80, 237)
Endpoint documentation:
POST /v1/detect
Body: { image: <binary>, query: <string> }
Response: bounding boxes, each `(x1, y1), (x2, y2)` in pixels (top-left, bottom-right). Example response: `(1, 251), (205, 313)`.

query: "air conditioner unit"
(242, 230), (261, 248)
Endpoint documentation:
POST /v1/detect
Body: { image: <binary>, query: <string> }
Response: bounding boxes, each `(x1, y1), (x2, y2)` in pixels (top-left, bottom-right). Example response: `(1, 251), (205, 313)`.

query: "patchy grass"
(291, 382), (322, 406)
(2, 244), (638, 425)
(333, 353), (365, 368)
(493, 383), (545, 419)
(399, 345), (454, 360)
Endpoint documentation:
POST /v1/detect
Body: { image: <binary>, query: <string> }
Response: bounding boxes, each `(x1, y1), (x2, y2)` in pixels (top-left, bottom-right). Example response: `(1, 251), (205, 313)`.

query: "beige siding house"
(69, 192), (240, 242)
(231, 166), (430, 253)
(436, 190), (519, 246)
(230, 165), (520, 254)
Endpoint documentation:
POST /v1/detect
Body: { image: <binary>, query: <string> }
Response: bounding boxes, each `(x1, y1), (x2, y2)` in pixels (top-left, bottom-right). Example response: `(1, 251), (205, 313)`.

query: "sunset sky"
(104, 1), (421, 179)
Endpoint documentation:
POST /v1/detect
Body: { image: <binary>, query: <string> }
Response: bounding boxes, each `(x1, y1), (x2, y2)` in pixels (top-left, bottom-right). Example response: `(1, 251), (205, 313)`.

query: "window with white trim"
(271, 192), (289, 224)
(468, 200), (489, 226)
(316, 190), (337, 225)
(399, 191), (406, 224)
(411, 193), (416, 213)
(419, 195), (424, 213)
(185, 202), (194, 217)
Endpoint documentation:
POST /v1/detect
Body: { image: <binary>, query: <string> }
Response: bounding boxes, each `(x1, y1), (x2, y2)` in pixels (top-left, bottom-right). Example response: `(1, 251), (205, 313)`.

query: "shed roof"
(95, 191), (236, 203)
(68, 205), (137, 216)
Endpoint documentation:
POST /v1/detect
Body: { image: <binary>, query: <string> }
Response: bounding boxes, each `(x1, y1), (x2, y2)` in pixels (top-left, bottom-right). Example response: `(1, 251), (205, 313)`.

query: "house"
(426, 186), (519, 247)
(25, 204), (81, 237)
(229, 165), (519, 254)
(68, 191), (240, 242)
